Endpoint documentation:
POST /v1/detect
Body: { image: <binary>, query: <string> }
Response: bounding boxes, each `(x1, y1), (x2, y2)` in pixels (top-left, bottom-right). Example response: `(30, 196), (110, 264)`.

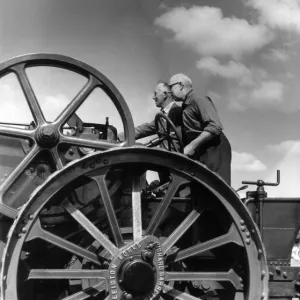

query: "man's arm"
(118, 119), (156, 142)
(184, 131), (214, 156)
(135, 119), (156, 140)
(184, 97), (223, 156)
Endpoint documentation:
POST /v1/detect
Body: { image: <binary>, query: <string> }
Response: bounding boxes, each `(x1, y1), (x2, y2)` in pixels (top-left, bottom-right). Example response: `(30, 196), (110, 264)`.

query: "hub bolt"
(123, 292), (133, 300)
(141, 250), (154, 261)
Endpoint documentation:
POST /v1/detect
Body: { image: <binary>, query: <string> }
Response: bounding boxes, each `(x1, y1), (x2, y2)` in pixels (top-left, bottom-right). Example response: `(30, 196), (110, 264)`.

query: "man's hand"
(184, 143), (196, 157)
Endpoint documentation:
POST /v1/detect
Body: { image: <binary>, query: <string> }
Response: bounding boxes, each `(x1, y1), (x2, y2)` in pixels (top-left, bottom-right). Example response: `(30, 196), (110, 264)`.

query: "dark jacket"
(182, 91), (232, 185)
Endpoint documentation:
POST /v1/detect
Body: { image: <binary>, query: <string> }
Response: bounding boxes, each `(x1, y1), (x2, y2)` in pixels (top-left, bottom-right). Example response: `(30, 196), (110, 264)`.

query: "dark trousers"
(192, 132), (232, 185)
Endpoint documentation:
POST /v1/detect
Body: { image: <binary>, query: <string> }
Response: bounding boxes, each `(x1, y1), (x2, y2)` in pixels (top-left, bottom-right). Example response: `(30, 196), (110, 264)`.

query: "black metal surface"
(268, 266), (300, 299)
(121, 259), (155, 296)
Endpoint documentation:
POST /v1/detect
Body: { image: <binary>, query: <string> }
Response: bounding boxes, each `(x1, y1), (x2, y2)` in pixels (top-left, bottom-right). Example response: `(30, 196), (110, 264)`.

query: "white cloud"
(0, 81), (70, 124)
(251, 80), (284, 103)
(267, 140), (300, 154)
(238, 67), (268, 87)
(266, 140), (300, 197)
(286, 72), (295, 79)
(265, 48), (290, 61)
(248, 0), (300, 33)
(207, 91), (222, 102)
(197, 57), (251, 79)
(228, 99), (247, 112)
(228, 80), (284, 111)
(154, 6), (273, 59)
(232, 151), (267, 172)
(154, 4), (294, 114)
(0, 83), (32, 123)
(40, 94), (70, 122)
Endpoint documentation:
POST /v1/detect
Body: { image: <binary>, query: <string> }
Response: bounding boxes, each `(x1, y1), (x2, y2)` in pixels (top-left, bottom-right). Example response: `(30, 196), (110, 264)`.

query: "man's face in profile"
(153, 84), (167, 108)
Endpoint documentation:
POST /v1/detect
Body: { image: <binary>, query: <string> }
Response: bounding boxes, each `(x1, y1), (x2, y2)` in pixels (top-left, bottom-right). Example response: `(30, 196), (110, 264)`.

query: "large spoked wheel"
(1, 147), (268, 300)
(154, 112), (183, 153)
(0, 53), (135, 219)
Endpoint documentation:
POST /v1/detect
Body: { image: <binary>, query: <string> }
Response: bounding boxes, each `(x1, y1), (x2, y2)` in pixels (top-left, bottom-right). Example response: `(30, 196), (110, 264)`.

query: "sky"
(1, 0), (300, 196)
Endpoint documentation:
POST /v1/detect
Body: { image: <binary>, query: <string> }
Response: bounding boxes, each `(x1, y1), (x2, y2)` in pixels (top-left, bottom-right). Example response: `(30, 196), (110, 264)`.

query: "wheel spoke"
(168, 224), (243, 262)
(166, 124), (172, 150)
(62, 199), (119, 257)
(0, 125), (34, 139)
(62, 281), (107, 300)
(158, 119), (167, 135)
(91, 175), (124, 248)
(28, 269), (109, 280)
(132, 176), (143, 242)
(59, 134), (120, 150)
(169, 134), (180, 153)
(165, 269), (242, 289)
(26, 219), (101, 265)
(162, 210), (201, 255)
(50, 147), (64, 169)
(162, 285), (201, 300)
(56, 76), (97, 126)
(146, 175), (186, 235)
(11, 64), (45, 125)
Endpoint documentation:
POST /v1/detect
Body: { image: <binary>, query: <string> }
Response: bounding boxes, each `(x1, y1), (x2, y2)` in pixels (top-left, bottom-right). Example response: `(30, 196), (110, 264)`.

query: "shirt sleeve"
(196, 97), (223, 136)
(135, 119), (156, 140)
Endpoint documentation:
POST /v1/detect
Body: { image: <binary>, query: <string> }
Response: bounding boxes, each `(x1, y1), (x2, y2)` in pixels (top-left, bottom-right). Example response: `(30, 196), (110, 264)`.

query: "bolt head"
(124, 293), (133, 300)
(42, 126), (55, 137)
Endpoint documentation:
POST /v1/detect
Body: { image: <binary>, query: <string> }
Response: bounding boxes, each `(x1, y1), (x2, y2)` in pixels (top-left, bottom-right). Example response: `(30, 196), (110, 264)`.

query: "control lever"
(242, 170), (280, 187)
(236, 185), (248, 193)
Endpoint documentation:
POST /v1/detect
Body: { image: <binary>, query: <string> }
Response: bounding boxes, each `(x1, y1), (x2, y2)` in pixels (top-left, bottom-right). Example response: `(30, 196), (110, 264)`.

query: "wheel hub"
(35, 125), (59, 147)
(107, 236), (165, 300)
(120, 259), (155, 296)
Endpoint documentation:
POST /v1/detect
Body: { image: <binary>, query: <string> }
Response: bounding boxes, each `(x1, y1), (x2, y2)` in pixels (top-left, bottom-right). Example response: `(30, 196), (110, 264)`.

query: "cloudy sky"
(1, 0), (300, 196)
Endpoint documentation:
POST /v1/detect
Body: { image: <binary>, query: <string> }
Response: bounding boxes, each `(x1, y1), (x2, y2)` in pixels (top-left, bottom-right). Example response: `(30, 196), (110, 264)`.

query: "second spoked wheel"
(0, 53), (135, 219)
(1, 147), (268, 300)
(154, 112), (183, 153)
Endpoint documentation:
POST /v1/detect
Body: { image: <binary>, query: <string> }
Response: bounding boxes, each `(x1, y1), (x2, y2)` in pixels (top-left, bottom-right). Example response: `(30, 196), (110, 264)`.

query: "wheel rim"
(1, 147), (268, 300)
(154, 112), (183, 153)
(0, 53), (135, 219)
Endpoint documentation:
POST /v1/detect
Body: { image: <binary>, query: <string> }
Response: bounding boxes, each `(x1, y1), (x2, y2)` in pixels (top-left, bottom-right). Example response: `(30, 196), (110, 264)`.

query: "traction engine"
(0, 53), (296, 300)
